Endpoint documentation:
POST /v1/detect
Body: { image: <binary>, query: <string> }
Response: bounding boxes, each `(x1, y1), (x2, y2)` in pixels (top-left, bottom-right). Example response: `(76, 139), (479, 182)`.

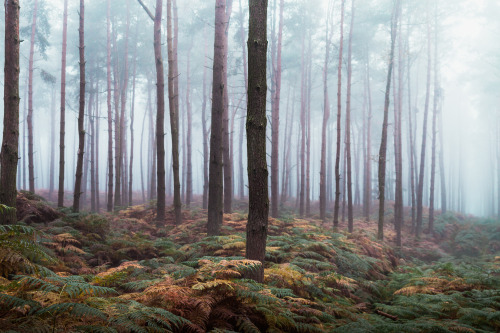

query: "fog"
(1, 0), (499, 218)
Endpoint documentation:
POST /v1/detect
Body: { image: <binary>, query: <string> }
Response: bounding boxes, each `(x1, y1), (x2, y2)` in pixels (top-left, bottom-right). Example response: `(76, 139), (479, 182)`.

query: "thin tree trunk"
(246, 0), (268, 283)
(95, 77), (100, 212)
(0, 0), (21, 224)
(168, 0), (182, 225)
(207, 0), (227, 235)
(345, 0), (355, 232)
(270, 0), (284, 218)
(49, 86), (56, 199)
(58, 0), (67, 206)
(320, 2), (333, 222)
(238, 0), (248, 201)
(27, 0), (38, 193)
(106, 0), (114, 212)
(393, 4), (404, 247)
(377, 0), (400, 240)
(186, 45), (193, 208)
(129, 20), (138, 207)
(416, 11), (432, 238)
(363, 54), (373, 221)
(222, 0), (234, 214)
(299, 33), (306, 218)
(438, 107), (447, 214)
(73, 0), (85, 213)
(333, 0), (345, 228)
(428, 10), (439, 234)
(202, 28), (209, 209)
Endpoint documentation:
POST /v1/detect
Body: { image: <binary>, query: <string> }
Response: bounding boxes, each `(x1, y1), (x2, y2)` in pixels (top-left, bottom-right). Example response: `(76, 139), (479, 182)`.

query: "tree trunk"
(393, 4), (404, 247)
(438, 107), (447, 214)
(154, 0), (166, 221)
(246, 0), (268, 283)
(270, 0), (283, 218)
(238, 0), (248, 201)
(27, 0), (38, 193)
(202, 28), (209, 209)
(106, 0), (114, 212)
(72, 0), (85, 213)
(58, 1), (67, 207)
(167, 0), (182, 225)
(0, 0), (21, 224)
(299, 34), (306, 218)
(363, 54), (373, 221)
(129, 21), (138, 207)
(186, 45), (193, 208)
(222, 0), (234, 214)
(428, 11), (439, 234)
(345, 0), (355, 232)
(95, 77), (100, 212)
(207, 0), (227, 235)
(333, 0), (345, 228)
(377, 0), (400, 240)
(49, 86), (56, 199)
(416, 12), (432, 238)
(320, 3), (333, 222)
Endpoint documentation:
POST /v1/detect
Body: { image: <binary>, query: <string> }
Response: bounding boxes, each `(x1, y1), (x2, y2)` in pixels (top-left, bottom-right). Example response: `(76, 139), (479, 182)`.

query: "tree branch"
(136, 0), (154, 21)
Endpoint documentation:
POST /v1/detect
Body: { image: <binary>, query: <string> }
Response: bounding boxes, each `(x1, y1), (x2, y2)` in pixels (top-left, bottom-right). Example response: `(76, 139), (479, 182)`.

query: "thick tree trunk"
(0, 0), (21, 224)
(246, 0), (268, 283)
(333, 0), (345, 228)
(207, 0), (227, 235)
(270, 0), (283, 218)
(416, 14), (432, 238)
(377, 0), (400, 240)
(345, 0), (355, 232)
(72, 0), (85, 213)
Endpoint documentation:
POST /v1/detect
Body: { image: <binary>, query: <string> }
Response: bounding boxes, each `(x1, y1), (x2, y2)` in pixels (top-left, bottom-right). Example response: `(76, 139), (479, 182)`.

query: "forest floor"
(0, 191), (499, 332)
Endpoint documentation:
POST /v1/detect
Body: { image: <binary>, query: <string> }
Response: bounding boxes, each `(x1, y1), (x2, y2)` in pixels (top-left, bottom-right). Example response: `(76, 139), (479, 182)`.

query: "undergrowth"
(0, 202), (498, 332)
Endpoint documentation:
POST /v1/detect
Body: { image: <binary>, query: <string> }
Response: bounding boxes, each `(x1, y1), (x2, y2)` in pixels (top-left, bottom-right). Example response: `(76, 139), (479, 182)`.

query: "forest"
(0, 0), (499, 332)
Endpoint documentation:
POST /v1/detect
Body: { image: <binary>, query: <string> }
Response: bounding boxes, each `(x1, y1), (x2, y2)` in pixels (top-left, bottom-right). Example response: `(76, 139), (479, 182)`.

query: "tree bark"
(129, 9), (138, 208)
(0, 0), (21, 224)
(246, 0), (268, 283)
(72, 0), (86, 213)
(377, 0), (400, 240)
(207, 0), (227, 235)
(58, 0), (67, 207)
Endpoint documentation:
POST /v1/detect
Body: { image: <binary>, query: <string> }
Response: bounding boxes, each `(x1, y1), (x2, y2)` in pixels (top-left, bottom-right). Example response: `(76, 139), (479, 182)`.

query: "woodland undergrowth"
(0, 194), (499, 332)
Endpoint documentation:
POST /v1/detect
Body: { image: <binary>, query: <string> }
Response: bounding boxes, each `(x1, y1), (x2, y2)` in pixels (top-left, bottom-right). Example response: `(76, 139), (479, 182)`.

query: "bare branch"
(136, 0), (154, 21)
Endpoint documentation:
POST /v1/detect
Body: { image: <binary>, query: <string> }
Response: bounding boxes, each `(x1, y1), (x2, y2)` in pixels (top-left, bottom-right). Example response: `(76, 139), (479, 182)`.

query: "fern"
(35, 302), (107, 319)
